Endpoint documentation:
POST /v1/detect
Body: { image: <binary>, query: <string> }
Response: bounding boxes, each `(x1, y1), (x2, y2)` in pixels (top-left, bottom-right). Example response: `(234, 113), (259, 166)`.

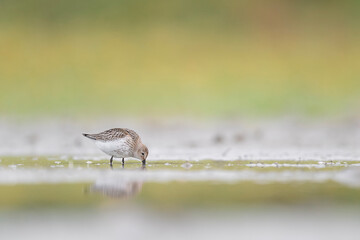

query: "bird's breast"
(95, 137), (133, 157)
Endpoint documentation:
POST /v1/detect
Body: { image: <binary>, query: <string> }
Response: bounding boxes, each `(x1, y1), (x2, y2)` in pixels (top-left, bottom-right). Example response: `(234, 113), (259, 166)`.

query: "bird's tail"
(82, 133), (96, 140)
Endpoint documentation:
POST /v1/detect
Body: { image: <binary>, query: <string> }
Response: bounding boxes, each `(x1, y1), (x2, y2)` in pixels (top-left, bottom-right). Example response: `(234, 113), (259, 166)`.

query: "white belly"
(95, 137), (133, 158)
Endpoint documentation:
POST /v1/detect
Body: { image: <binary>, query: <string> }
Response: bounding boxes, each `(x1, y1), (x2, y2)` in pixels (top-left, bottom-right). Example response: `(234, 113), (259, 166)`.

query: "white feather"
(94, 136), (133, 158)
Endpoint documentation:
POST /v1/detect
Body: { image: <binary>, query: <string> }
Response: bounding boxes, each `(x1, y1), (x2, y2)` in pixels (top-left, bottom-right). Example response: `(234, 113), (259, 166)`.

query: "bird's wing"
(122, 128), (140, 142)
(83, 128), (130, 141)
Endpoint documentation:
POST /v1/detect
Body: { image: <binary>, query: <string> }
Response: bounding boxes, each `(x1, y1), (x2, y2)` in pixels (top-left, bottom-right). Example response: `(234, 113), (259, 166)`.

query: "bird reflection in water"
(86, 165), (145, 199)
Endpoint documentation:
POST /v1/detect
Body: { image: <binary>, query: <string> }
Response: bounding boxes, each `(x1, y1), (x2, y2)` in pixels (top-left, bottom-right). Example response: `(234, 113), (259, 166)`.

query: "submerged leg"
(110, 156), (113, 166)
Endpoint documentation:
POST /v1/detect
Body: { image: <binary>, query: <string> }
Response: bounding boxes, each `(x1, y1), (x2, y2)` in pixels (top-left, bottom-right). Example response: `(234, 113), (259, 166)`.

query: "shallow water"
(1, 157), (360, 206)
(0, 157), (360, 240)
(1, 117), (360, 239)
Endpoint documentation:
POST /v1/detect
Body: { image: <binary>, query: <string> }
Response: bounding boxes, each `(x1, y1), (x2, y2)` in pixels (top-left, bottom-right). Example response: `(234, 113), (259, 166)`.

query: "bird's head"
(135, 143), (148, 161)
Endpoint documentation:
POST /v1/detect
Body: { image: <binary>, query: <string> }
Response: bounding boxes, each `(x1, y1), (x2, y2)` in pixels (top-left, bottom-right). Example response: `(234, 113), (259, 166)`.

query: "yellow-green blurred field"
(0, 0), (359, 116)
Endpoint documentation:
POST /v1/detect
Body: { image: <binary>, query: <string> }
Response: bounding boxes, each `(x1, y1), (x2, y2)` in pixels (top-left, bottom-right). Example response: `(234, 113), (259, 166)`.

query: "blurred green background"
(0, 0), (359, 117)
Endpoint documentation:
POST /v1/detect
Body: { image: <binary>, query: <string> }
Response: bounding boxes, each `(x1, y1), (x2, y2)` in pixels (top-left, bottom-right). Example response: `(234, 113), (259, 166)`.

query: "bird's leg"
(122, 158), (125, 165)
(142, 160), (146, 166)
(110, 156), (113, 166)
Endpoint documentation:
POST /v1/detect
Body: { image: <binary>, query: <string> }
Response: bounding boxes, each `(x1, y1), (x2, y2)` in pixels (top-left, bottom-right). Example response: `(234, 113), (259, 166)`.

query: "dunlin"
(83, 128), (148, 166)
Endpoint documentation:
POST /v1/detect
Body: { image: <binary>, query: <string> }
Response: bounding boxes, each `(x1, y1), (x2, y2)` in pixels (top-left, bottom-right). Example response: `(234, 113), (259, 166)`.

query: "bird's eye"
(141, 152), (145, 156)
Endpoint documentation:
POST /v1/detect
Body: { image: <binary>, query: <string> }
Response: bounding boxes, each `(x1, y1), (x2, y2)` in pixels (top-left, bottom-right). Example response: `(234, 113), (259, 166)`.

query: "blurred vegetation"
(0, 0), (359, 116)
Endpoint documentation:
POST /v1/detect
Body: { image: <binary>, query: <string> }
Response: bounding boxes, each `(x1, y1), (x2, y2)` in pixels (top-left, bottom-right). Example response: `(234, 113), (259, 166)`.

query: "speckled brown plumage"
(83, 128), (139, 142)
